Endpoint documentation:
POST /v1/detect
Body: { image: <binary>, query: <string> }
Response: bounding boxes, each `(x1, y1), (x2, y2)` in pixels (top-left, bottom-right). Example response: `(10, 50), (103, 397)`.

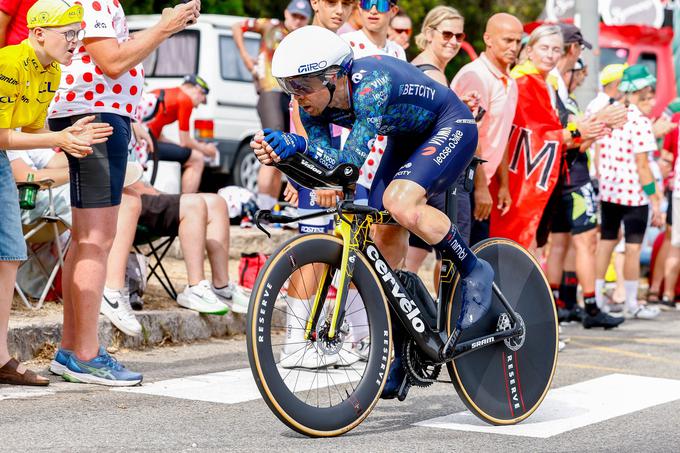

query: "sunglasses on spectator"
(392, 27), (412, 36)
(359, 0), (394, 13)
(431, 27), (466, 43)
(42, 27), (85, 43)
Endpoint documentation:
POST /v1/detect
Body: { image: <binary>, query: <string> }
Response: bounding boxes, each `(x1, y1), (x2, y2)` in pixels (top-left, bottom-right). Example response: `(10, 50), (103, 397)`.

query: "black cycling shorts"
(156, 141), (192, 165)
(49, 113), (130, 209)
(667, 190), (673, 226)
(600, 201), (649, 244)
(551, 182), (598, 235)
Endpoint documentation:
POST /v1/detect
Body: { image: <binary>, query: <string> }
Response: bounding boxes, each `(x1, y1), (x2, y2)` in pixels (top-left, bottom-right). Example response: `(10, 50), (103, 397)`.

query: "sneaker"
(457, 259), (494, 330)
(567, 305), (586, 323)
(211, 282), (250, 314)
(49, 348), (72, 376)
(279, 344), (338, 369)
(583, 311), (625, 329)
(62, 347), (142, 387)
(626, 305), (660, 320)
(558, 340), (566, 352)
(177, 280), (229, 315)
(557, 307), (571, 324)
(100, 288), (142, 337)
(660, 296), (678, 311)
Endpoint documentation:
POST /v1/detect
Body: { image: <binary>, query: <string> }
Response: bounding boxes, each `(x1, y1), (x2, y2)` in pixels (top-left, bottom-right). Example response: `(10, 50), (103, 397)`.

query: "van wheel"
(233, 142), (260, 193)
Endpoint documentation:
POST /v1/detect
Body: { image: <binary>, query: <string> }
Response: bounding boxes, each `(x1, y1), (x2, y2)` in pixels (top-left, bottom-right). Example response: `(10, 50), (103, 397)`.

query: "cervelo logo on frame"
(298, 60), (328, 74)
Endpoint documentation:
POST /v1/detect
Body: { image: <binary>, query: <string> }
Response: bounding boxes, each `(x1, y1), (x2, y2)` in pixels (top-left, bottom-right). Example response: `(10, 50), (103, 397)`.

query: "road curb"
(8, 309), (247, 362)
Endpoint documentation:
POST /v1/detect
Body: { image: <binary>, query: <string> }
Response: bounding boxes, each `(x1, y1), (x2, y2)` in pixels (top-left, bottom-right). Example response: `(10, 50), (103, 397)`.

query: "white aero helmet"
(272, 25), (353, 99)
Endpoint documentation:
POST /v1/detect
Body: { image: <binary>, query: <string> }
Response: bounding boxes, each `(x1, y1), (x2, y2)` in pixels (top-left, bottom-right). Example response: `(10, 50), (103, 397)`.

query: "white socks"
(257, 193), (277, 211)
(283, 296), (311, 354)
(344, 288), (369, 342)
(624, 280), (639, 311)
(595, 279), (605, 309)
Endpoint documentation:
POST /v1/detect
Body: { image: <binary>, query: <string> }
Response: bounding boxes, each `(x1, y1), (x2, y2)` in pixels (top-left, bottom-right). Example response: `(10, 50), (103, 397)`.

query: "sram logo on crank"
(366, 245), (425, 333)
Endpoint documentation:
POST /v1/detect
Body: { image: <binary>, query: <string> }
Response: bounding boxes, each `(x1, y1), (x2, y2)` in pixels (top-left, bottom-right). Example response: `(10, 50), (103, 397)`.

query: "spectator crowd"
(1, 0), (679, 386)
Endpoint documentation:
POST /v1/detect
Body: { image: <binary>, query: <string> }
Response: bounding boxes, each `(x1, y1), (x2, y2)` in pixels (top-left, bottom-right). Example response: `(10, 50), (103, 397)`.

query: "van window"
(220, 35), (259, 82)
(600, 47), (628, 67)
(139, 30), (200, 77)
(636, 53), (658, 79)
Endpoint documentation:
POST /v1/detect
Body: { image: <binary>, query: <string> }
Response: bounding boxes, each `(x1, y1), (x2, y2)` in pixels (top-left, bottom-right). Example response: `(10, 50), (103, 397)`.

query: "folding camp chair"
(133, 225), (178, 300)
(14, 179), (71, 310)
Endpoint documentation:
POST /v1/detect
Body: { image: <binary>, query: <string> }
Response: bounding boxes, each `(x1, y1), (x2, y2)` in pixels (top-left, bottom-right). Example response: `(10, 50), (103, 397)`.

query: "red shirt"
(146, 87), (194, 138)
(0, 0), (36, 46)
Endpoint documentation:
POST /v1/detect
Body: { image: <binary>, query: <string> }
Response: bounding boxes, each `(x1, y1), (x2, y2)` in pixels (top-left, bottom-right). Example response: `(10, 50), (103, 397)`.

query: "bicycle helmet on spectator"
(272, 25), (353, 104)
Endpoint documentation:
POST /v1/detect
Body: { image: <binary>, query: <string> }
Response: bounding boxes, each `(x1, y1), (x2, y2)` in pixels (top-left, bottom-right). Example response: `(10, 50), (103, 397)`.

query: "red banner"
(489, 62), (564, 248)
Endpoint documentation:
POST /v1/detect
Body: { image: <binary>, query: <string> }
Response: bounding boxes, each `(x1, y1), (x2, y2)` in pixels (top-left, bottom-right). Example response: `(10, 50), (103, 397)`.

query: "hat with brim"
(666, 97), (680, 114)
(27, 0), (83, 29)
(599, 63), (627, 86)
(619, 64), (656, 93)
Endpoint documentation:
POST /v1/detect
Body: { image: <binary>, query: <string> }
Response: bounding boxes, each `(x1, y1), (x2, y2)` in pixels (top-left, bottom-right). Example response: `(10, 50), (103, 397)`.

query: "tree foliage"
(121, 0), (544, 74)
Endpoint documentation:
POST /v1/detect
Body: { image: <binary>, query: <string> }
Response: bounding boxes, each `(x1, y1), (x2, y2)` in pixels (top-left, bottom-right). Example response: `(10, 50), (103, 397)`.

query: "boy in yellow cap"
(0, 0), (114, 386)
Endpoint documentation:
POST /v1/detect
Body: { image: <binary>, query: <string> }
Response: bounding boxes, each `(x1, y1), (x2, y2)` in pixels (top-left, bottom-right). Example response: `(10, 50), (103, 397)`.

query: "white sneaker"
(279, 344), (339, 369)
(101, 287), (143, 337)
(211, 282), (250, 314)
(177, 280), (229, 315)
(627, 305), (660, 320)
(558, 340), (566, 352)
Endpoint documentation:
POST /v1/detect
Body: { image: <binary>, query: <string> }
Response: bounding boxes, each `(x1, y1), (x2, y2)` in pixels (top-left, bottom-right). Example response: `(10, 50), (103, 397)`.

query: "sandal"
(646, 290), (661, 304)
(0, 358), (50, 386)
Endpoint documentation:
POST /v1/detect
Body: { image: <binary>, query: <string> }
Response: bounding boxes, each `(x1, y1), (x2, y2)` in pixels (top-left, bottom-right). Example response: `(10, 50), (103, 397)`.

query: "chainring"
(403, 340), (441, 387)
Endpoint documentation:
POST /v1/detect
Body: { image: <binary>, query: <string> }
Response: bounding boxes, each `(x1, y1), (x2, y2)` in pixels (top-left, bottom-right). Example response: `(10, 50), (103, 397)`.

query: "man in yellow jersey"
(0, 0), (113, 386)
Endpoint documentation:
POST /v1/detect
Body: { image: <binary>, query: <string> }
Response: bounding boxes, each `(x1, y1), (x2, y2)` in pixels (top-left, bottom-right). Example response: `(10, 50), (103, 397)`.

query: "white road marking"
(113, 364), (365, 405)
(0, 387), (55, 401)
(414, 373), (680, 438)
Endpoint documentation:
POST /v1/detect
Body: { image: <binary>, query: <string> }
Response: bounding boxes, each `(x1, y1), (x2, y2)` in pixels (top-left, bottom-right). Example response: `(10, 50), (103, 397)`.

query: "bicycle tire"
(247, 234), (392, 437)
(446, 237), (558, 425)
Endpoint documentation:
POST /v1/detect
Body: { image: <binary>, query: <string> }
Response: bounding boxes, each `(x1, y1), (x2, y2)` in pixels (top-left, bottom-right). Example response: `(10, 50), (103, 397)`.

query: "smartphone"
(474, 106), (487, 123)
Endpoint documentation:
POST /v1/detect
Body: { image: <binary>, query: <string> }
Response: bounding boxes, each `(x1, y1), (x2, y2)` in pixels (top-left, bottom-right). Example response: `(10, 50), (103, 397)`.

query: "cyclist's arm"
(302, 112), (376, 169)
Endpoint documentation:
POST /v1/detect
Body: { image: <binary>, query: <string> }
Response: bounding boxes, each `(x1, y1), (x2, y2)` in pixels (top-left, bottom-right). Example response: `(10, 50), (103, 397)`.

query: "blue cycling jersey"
(300, 55), (474, 170)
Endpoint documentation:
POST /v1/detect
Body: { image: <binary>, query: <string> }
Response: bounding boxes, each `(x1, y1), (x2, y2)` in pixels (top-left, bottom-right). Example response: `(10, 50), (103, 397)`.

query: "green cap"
(666, 97), (680, 114)
(619, 64), (656, 93)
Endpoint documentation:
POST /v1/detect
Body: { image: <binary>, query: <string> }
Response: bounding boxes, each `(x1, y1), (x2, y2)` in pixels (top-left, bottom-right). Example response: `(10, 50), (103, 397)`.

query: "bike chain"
(403, 340), (441, 387)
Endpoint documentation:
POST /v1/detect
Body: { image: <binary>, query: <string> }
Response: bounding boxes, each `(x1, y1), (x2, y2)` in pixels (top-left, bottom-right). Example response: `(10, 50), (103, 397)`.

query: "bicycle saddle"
(274, 152), (359, 191)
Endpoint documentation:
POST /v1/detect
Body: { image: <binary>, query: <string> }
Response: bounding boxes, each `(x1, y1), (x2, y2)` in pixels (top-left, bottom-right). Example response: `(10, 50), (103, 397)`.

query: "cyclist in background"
(232, 0), (311, 210)
(145, 74), (217, 194)
(251, 26), (494, 398)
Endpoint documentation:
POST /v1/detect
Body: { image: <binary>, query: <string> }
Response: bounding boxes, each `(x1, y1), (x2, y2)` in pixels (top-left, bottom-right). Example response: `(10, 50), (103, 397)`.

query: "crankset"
(403, 339), (441, 387)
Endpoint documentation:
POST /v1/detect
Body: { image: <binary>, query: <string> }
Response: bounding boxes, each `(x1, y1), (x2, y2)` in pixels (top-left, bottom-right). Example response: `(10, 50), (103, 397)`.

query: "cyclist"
(251, 25), (494, 398)
(145, 74), (217, 194)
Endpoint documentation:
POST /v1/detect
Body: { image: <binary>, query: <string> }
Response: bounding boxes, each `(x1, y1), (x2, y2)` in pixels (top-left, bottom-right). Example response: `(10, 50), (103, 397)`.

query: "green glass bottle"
(19, 173), (37, 210)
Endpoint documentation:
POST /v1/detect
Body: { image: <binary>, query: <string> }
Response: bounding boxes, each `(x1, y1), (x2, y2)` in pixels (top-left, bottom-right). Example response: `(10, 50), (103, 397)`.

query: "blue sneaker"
(62, 347), (143, 387)
(49, 348), (72, 376)
(457, 259), (495, 330)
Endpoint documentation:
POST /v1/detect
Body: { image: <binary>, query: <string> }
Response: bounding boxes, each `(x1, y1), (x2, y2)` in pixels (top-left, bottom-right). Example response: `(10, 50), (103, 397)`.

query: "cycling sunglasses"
(431, 27), (466, 43)
(277, 73), (329, 96)
(392, 27), (412, 36)
(360, 0), (394, 13)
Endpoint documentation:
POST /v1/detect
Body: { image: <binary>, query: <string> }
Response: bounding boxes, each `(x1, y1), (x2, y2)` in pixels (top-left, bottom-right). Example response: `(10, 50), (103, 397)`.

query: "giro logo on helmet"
(298, 61), (328, 74)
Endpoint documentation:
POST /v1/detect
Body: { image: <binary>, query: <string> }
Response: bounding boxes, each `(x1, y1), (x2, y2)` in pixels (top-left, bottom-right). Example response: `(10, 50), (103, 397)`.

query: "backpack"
(238, 252), (268, 290)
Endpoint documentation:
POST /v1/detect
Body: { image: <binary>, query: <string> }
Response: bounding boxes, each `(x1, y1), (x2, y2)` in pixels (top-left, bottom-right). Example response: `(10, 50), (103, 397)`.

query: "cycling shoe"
(457, 259), (494, 331)
(582, 311), (624, 329)
(380, 354), (406, 400)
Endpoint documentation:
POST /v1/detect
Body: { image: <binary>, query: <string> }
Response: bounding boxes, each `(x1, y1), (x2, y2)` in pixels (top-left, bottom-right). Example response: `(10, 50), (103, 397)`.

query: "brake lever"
(255, 210), (272, 238)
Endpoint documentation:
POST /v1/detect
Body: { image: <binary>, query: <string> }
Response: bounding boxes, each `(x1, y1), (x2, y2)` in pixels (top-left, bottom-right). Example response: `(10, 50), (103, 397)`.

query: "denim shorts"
(0, 151), (27, 261)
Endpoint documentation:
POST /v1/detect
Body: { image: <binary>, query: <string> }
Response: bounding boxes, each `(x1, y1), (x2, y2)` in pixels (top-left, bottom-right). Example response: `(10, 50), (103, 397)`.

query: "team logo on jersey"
(0, 74), (18, 86)
(421, 146), (437, 156)
(352, 70), (366, 84)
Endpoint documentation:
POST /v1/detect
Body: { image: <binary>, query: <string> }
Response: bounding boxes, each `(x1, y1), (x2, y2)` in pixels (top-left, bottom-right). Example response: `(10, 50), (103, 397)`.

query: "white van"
(127, 14), (263, 192)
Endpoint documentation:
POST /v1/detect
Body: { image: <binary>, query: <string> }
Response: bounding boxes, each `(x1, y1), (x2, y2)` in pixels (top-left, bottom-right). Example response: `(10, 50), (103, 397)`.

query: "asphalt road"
(2, 310), (680, 452)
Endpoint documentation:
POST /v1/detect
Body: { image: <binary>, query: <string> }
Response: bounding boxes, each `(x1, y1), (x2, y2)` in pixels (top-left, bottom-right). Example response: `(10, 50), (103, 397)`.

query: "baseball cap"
(599, 63), (627, 86)
(287, 0), (312, 19)
(619, 64), (656, 93)
(26, 0), (83, 29)
(558, 23), (592, 50)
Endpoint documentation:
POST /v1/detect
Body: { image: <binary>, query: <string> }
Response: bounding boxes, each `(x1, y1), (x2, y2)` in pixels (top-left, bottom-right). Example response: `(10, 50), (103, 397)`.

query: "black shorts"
(256, 91), (291, 131)
(139, 194), (182, 236)
(49, 113), (130, 209)
(551, 182), (598, 235)
(600, 201), (649, 244)
(667, 190), (673, 226)
(156, 141), (192, 165)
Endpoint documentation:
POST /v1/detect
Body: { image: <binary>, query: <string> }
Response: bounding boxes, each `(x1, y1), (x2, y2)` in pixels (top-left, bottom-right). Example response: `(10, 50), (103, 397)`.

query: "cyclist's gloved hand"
(263, 128), (307, 160)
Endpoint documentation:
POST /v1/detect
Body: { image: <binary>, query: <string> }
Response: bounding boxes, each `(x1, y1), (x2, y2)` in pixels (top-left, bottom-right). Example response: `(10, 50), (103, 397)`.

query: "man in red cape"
(490, 61), (564, 248)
